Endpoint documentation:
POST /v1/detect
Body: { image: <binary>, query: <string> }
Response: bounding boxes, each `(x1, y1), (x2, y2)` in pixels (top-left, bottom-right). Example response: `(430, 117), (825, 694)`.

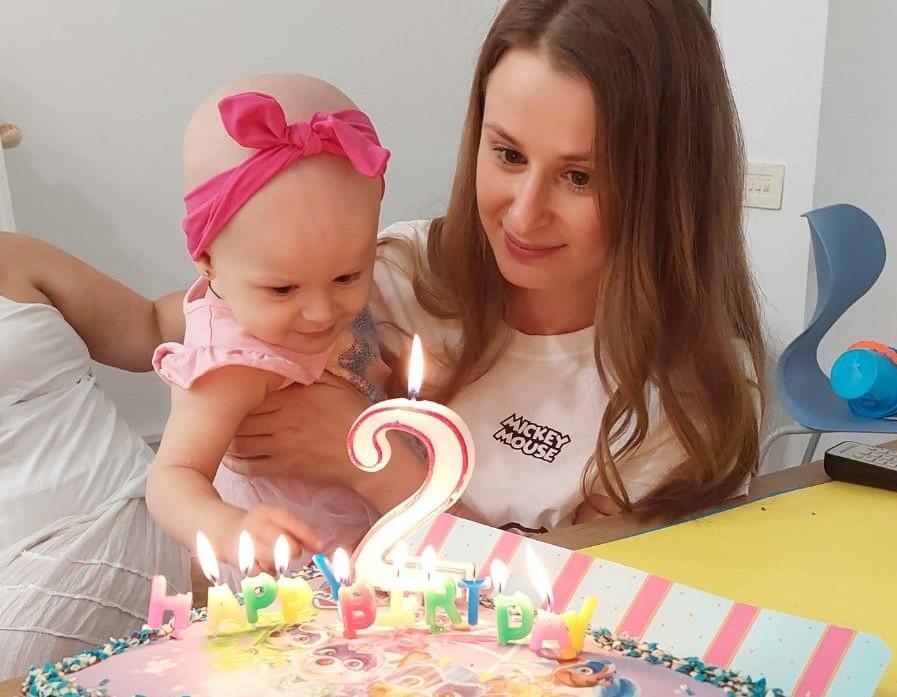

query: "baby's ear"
(194, 253), (214, 280)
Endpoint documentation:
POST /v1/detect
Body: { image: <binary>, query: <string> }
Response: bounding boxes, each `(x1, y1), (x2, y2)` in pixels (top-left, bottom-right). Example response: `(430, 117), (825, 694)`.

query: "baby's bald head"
(182, 74), (385, 355)
(182, 73), (359, 190)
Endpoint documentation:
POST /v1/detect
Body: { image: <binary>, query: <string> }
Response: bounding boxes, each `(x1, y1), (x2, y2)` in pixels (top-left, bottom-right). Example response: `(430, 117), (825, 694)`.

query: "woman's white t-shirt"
(370, 219), (694, 533)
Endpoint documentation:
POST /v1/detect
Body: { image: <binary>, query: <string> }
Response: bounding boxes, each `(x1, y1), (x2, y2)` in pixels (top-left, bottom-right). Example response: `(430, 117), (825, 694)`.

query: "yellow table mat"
(583, 481), (897, 696)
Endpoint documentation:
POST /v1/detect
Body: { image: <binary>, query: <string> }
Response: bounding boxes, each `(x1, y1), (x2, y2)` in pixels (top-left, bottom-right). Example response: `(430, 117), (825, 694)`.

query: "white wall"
(811, 0), (897, 453)
(3, 1), (855, 469)
(0, 147), (13, 231)
(713, 0), (830, 469)
(0, 1), (500, 437)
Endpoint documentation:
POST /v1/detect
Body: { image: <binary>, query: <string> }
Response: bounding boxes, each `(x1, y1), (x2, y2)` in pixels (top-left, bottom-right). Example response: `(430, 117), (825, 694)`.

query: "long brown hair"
(385, 0), (765, 519)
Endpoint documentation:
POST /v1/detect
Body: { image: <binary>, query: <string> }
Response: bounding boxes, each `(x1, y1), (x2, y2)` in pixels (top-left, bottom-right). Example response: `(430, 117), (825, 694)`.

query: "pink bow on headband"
(183, 91), (390, 259)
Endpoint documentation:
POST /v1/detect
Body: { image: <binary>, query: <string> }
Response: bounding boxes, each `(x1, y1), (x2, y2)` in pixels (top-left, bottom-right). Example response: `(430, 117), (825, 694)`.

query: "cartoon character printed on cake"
(264, 624), (329, 652)
(296, 642), (385, 684)
(552, 660), (640, 696)
(370, 661), (487, 697)
(207, 623), (332, 671)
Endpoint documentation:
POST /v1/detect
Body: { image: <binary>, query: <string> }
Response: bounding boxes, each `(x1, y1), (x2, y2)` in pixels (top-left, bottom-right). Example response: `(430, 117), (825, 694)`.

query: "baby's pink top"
(152, 278), (389, 583)
(154, 278), (331, 390)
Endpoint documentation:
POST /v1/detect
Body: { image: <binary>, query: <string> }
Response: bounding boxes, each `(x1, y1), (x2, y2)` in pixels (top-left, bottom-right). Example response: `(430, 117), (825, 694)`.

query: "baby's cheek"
(340, 289), (371, 322)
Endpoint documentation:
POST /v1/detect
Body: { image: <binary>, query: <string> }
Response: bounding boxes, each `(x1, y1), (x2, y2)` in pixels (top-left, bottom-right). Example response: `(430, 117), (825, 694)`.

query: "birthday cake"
(20, 351), (886, 696)
(23, 566), (781, 697)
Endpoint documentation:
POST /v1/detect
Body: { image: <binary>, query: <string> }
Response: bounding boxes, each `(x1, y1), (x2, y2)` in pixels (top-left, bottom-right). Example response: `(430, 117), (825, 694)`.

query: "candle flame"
(196, 531), (220, 585)
(407, 334), (424, 400)
(333, 547), (351, 585)
(274, 534), (290, 577)
(392, 541), (408, 578)
(525, 546), (554, 611)
(490, 558), (508, 595)
(238, 530), (255, 576)
(422, 545), (437, 581)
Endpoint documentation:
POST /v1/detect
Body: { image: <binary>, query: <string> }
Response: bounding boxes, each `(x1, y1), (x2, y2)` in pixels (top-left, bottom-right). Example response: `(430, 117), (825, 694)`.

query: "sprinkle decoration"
(22, 565), (782, 697)
(588, 628), (786, 697)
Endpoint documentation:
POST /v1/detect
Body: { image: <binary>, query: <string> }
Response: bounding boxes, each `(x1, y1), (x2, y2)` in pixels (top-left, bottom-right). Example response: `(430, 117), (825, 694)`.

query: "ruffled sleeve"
(152, 341), (322, 390)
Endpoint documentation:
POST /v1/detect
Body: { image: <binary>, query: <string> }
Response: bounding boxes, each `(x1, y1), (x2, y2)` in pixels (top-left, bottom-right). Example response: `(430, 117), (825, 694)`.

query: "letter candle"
(377, 542), (417, 628)
(334, 547), (377, 639)
(422, 545), (463, 633)
(273, 534), (313, 624)
(146, 575), (192, 634)
(527, 547), (575, 660)
(238, 531), (278, 625)
(312, 552), (341, 600)
(458, 568), (488, 626)
(491, 559), (534, 645)
(563, 596), (598, 655)
(196, 531), (246, 635)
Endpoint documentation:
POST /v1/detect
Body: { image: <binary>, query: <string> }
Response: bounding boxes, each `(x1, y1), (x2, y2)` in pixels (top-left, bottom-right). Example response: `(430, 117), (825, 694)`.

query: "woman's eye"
(270, 285), (296, 295)
(334, 272), (361, 285)
(567, 170), (591, 190)
(495, 146), (525, 166)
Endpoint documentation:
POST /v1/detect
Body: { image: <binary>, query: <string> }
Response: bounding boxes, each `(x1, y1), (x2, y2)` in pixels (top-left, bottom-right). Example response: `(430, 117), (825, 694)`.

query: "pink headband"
(182, 91), (390, 259)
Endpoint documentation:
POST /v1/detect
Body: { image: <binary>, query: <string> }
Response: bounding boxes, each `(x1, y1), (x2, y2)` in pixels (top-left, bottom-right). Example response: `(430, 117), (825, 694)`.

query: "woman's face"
(476, 48), (605, 299)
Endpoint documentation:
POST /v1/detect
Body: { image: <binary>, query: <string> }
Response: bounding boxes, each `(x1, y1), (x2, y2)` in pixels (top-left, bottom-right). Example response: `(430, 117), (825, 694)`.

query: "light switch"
(744, 163), (785, 210)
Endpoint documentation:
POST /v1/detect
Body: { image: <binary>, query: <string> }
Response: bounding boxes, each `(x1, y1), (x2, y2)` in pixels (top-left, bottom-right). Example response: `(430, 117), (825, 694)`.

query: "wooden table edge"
(538, 459), (831, 550)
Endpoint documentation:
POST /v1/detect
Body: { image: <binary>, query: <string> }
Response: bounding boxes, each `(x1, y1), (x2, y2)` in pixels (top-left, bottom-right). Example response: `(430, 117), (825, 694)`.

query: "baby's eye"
(269, 285), (296, 296)
(334, 272), (362, 286)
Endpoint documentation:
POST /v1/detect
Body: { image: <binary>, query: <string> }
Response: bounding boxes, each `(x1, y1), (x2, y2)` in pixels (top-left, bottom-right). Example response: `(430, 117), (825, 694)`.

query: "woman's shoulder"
(371, 218), (460, 363)
(378, 218), (433, 244)
(373, 219), (433, 298)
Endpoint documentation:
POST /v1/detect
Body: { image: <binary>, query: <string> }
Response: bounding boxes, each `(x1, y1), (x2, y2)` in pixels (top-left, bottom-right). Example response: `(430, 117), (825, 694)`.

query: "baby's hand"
(230, 505), (323, 573)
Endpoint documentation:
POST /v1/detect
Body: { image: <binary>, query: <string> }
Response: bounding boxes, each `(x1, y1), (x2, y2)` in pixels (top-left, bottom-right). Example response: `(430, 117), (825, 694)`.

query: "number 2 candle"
(347, 335), (476, 592)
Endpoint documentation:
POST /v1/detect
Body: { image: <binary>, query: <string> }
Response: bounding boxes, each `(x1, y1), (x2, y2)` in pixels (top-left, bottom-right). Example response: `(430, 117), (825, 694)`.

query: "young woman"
(218, 0), (765, 532)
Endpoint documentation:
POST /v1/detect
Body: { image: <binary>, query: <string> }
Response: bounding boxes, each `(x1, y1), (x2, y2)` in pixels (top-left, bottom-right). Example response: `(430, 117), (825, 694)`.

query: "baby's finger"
(236, 522), (278, 574)
(269, 508), (323, 553)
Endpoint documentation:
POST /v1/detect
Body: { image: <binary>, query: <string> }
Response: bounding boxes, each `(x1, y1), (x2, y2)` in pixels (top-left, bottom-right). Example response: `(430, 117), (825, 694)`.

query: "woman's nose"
(505, 172), (551, 234)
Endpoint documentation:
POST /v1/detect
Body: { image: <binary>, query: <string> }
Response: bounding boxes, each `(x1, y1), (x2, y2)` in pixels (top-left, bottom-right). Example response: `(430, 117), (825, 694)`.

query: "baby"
(146, 74), (391, 578)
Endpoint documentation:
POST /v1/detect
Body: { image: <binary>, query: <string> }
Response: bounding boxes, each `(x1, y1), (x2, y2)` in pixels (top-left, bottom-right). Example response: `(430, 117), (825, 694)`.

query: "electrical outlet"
(744, 162), (785, 210)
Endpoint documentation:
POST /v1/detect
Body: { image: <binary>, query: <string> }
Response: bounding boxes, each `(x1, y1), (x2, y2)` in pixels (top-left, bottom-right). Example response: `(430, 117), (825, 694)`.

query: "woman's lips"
(503, 231), (565, 261)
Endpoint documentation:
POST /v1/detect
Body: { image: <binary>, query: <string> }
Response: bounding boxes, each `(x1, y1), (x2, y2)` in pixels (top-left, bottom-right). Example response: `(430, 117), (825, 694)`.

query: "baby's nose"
(298, 293), (335, 325)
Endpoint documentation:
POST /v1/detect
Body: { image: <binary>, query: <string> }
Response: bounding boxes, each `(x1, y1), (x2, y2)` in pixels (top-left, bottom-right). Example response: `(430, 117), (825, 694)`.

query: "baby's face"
(203, 159), (381, 354)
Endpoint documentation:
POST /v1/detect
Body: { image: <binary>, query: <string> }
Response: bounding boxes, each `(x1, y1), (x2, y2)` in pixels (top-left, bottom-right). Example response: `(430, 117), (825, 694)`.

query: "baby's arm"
(146, 365), (321, 570)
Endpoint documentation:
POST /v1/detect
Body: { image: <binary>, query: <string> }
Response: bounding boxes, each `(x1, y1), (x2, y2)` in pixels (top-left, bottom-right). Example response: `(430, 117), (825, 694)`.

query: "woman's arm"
(146, 366), (322, 569)
(0, 232), (185, 371)
(573, 497), (616, 523)
(224, 378), (483, 521)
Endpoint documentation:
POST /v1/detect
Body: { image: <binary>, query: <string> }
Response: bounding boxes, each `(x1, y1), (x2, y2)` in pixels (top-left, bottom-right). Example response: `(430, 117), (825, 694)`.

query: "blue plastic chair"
(759, 203), (897, 466)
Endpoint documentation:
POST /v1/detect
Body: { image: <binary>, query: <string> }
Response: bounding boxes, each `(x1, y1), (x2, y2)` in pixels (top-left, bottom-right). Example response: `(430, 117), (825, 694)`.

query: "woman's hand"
(223, 376), (371, 485)
(224, 376), (433, 516)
